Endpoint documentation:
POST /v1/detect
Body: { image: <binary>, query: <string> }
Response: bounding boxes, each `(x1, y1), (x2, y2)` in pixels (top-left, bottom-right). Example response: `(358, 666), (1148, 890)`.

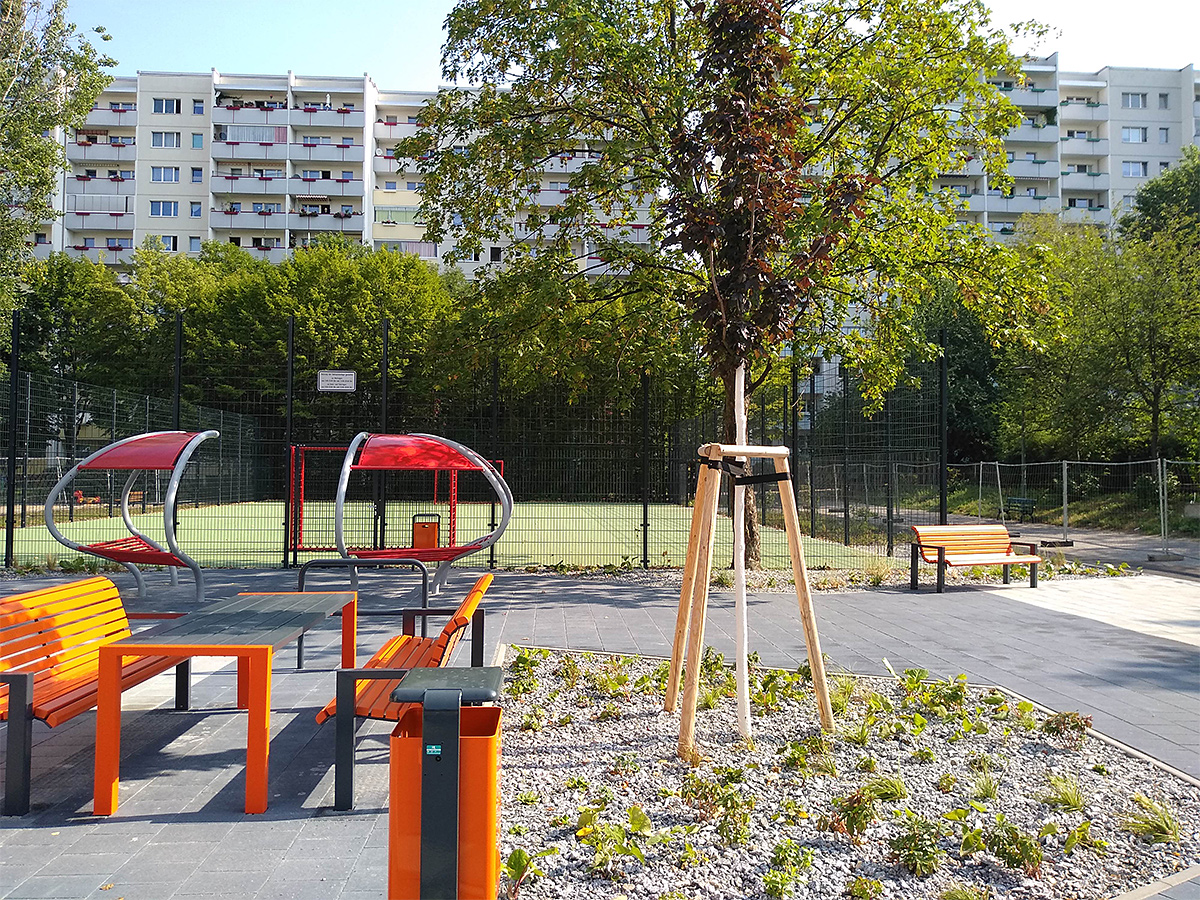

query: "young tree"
(0, 0), (113, 293)
(399, 0), (1050, 562)
(1119, 145), (1200, 238)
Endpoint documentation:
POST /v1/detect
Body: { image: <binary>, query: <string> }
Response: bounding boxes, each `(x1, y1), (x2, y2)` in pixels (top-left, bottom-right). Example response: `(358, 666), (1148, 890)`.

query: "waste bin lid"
(391, 666), (504, 704)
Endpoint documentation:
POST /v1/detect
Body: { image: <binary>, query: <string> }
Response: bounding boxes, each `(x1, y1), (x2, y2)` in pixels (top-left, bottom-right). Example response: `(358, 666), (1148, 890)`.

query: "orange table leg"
(93, 647), (125, 815)
(236, 656), (249, 709)
(341, 596), (358, 669)
(244, 647), (272, 814)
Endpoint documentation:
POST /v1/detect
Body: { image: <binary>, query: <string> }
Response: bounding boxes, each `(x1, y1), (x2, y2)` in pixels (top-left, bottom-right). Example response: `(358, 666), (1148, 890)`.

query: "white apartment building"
(936, 54), (1199, 238)
(29, 58), (1200, 269)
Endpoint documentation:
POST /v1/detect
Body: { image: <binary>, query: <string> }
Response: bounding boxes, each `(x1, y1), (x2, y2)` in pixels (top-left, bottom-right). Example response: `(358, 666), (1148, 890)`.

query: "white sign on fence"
(317, 370), (357, 392)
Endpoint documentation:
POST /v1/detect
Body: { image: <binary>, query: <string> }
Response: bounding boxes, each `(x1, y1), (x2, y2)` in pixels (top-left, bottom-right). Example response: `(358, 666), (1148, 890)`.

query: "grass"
(1038, 774), (1086, 812)
(1121, 794), (1180, 844)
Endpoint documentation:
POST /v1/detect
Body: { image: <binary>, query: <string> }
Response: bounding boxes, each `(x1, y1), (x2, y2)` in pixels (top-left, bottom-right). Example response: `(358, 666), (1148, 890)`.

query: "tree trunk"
(720, 367), (762, 569)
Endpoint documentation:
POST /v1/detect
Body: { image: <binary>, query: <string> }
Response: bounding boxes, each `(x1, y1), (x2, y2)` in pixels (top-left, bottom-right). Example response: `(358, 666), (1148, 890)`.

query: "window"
(192, 133), (203, 149)
(302, 135), (332, 144)
(229, 237), (241, 247)
(151, 131), (181, 148)
(384, 181), (396, 191)
(1121, 127), (1147, 143)
(1122, 160), (1148, 178)
(1160, 161), (1170, 172)
(109, 101), (134, 110)
(157, 236), (178, 251)
(301, 169), (320, 179)
(229, 202), (241, 212)
(191, 167), (203, 183)
(251, 202), (283, 213)
(84, 168), (97, 178)
(151, 166), (180, 183)
(300, 204), (321, 215)
(189, 236), (202, 252)
(152, 98), (181, 114)
(1121, 92), (1146, 109)
(1159, 127), (1169, 143)
(120, 169), (133, 180)
(1066, 129), (1090, 140)
(190, 202), (202, 217)
(406, 181), (424, 191)
(407, 115), (418, 124)
(150, 200), (179, 217)
(1158, 92), (1169, 109)
(83, 237), (96, 248)
(341, 170), (352, 180)
(385, 115), (397, 124)
(1070, 163), (1089, 173)
(193, 99), (204, 114)
(106, 237), (129, 249)
(489, 246), (502, 262)
(34, 233), (48, 244)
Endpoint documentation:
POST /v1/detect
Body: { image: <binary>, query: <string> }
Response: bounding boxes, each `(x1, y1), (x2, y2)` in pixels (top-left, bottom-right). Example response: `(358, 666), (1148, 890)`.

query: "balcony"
(291, 212), (364, 232)
(939, 158), (985, 177)
(1061, 206), (1111, 225)
(372, 220), (425, 240)
(210, 209), (286, 230)
(1008, 123), (1058, 143)
(210, 141), (289, 161)
(290, 177), (364, 197)
(245, 246), (290, 263)
(212, 105), (290, 126)
(84, 108), (138, 127)
(290, 143), (365, 163)
(30, 243), (54, 261)
(1007, 87), (1059, 107)
(65, 211), (133, 230)
(1194, 100), (1200, 117)
(984, 194), (1057, 215)
(1006, 158), (1055, 179)
(1060, 136), (1109, 156)
(544, 153), (599, 174)
(1060, 171), (1109, 191)
(66, 142), (137, 163)
(63, 245), (134, 264)
(210, 175), (289, 195)
(289, 107), (366, 129)
(373, 154), (402, 174)
(66, 177), (136, 196)
(1059, 101), (1109, 122)
(373, 121), (420, 141)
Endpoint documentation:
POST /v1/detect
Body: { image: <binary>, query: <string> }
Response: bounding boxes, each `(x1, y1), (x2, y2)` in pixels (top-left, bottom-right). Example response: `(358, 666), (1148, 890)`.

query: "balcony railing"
(1006, 158), (1054, 179)
(1060, 206), (1111, 224)
(66, 177), (136, 196)
(984, 194), (1057, 215)
(84, 108), (138, 127)
(1060, 171), (1109, 191)
(289, 108), (366, 129)
(210, 209), (286, 229)
(30, 243), (54, 260)
(210, 175), (289, 195)
(1008, 88), (1059, 107)
(245, 246), (290, 263)
(63, 245), (134, 264)
(66, 142), (137, 162)
(65, 211), (134, 230)
(1059, 102), (1109, 122)
(291, 211), (364, 231)
(1008, 123), (1058, 143)
(210, 142), (289, 161)
(290, 143), (365, 162)
(373, 121), (420, 141)
(212, 106), (290, 126)
(291, 176), (364, 197)
(1060, 136), (1109, 156)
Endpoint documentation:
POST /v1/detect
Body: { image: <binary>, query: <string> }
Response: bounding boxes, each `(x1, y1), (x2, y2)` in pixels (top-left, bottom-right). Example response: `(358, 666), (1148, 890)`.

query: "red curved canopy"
(79, 432), (204, 471)
(353, 434), (483, 471)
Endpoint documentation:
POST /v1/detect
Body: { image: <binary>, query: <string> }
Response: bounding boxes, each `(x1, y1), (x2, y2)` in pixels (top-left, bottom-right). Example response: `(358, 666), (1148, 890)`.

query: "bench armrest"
(402, 609), (486, 667)
(1012, 542), (1038, 556)
(401, 606), (467, 635)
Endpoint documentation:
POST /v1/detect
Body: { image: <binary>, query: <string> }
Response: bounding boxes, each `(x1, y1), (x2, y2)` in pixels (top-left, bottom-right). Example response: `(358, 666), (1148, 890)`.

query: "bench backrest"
(0, 577), (131, 681)
(435, 573), (493, 662)
(911, 524), (1013, 562)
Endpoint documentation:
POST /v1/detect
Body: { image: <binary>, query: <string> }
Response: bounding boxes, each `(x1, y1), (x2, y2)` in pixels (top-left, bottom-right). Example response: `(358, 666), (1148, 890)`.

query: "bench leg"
(244, 648), (272, 815)
(909, 543), (919, 590)
(1003, 564), (1010, 585)
(471, 609), (485, 667)
(296, 633), (305, 670)
(334, 669), (358, 811)
(1030, 562), (1038, 588)
(2, 673), (34, 816)
(175, 660), (191, 711)
(936, 548), (946, 594)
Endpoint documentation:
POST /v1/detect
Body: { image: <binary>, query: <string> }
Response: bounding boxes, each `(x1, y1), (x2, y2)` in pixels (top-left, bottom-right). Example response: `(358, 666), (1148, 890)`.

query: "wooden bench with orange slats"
(0, 577), (190, 816)
(909, 524), (1042, 594)
(316, 573), (492, 810)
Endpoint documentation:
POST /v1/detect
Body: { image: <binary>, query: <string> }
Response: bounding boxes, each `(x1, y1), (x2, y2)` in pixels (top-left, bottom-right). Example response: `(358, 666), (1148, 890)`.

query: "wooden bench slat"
(1, 610), (131, 670)
(910, 524), (1041, 593)
(0, 585), (125, 634)
(38, 655), (185, 727)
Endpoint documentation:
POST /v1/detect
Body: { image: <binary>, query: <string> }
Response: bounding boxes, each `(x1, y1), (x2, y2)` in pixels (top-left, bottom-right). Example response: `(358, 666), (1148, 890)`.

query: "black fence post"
(885, 393), (894, 557)
(375, 318), (390, 550)
(790, 348), (799, 520)
(381, 318), (389, 432)
(808, 368), (817, 538)
(6, 310), (20, 568)
(172, 312), (182, 430)
(939, 328), (949, 525)
(283, 315), (294, 568)
(489, 355), (499, 570)
(20, 373), (30, 527)
(759, 388), (767, 525)
(641, 370), (650, 569)
(841, 364), (850, 546)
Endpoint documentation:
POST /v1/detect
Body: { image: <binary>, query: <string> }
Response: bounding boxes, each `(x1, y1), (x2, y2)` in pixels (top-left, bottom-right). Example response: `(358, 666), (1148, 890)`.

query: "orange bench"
(910, 524), (1041, 593)
(317, 573), (492, 810)
(0, 577), (189, 815)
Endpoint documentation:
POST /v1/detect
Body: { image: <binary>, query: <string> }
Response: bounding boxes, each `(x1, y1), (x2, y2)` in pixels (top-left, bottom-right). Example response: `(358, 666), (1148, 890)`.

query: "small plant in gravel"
(1038, 773), (1086, 812)
(830, 674), (858, 715)
(564, 775), (589, 791)
(938, 883), (993, 900)
(856, 755), (878, 773)
(595, 702), (621, 722)
(822, 788), (878, 843)
(888, 810), (945, 875)
(1091, 763), (1109, 775)
(507, 649), (541, 697)
(501, 846), (558, 899)
(982, 813), (1044, 878)
(841, 717), (872, 746)
(574, 805), (660, 879)
(911, 747), (936, 764)
(549, 813), (572, 828)
(936, 773), (958, 793)
(510, 823), (528, 835)
(555, 713), (574, 726)
(865, 773), (908, 801)
(1013, 699), (1037, 731)
(966, 751), (994, 773)
(1040, 710), (1093, 748)
(1064, 820), (1109, 856)
(970, 772), (999, 800)
(520, 709), (545, 732)
(776, 797), (809, 825)
(611, 752), (640, 776)
(554, 654), (582, 688)
(847, 876), (884, 899)
(1121, 793), (1180, 844)
(711, 567), (734, 588)
(762, 838), (815, 898)
(517, 790), (539, 805)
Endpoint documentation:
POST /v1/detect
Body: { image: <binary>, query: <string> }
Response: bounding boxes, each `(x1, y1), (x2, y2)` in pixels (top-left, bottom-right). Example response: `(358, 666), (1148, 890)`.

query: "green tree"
(0, 0), (113, 293)
(1119, 145), (1200, 238)
(402, 0), (1051, 560)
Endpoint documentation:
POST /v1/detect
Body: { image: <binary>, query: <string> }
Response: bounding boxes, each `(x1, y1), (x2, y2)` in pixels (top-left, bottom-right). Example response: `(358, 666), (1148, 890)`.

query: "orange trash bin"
(389, 705), (502, 900)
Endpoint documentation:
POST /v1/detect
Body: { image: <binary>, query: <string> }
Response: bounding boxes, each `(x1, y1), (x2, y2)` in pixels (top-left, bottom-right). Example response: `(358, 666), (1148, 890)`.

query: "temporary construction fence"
(946, 459), (1200, 562)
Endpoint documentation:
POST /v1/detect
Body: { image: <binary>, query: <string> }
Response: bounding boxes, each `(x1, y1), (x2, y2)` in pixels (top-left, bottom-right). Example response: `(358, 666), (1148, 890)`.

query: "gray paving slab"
(0, 566), (1196, 900)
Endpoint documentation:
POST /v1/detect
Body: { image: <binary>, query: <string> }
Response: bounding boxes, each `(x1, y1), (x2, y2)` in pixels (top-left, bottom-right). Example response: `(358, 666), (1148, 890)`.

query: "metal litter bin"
(388, 666), (503, 900)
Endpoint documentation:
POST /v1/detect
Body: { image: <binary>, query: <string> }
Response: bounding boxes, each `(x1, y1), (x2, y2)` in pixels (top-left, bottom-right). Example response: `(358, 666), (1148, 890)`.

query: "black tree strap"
(703, 456), (790, 486)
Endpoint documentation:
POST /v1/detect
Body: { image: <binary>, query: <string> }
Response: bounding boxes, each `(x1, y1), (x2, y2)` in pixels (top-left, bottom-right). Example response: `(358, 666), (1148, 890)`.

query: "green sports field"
(15, 499), (886, 570)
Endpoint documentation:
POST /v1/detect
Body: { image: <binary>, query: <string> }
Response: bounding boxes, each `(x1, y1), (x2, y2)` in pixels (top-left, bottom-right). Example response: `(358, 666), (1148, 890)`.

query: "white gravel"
(495, 647), (1197, 900)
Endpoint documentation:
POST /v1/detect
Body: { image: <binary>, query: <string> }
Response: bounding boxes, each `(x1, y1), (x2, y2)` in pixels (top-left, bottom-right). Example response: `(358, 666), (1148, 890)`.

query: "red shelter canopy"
(79, 431), (206, 471)
(352, 433), (484, 471)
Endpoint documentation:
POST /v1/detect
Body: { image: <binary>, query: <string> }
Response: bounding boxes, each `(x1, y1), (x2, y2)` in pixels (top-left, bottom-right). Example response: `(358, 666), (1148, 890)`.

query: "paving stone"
(3, 873), (113, 899)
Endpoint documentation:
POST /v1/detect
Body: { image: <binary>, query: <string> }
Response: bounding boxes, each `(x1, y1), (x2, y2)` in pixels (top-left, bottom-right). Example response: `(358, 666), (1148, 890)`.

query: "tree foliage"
(1119, 145), (1200, 238)
(0, 0), (113, 292)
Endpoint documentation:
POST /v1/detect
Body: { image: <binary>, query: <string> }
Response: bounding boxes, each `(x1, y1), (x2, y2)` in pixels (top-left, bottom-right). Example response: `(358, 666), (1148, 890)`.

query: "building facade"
(30, 58), (1200, 268)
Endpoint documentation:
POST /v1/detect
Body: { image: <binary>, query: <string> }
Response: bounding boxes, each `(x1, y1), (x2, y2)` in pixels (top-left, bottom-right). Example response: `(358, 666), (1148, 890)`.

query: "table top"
(110, 592), (353, 653)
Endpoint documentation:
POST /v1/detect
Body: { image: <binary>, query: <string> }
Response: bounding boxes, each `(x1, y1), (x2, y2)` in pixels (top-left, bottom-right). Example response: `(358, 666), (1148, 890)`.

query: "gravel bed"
(496, 647), (1196, 900)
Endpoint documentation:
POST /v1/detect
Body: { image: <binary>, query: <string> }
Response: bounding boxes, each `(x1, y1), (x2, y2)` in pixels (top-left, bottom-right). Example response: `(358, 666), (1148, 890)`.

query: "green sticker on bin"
(426, 744), (442, 755)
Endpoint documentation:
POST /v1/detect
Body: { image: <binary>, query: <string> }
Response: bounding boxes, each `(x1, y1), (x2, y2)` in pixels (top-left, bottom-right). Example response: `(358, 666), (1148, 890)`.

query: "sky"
(68, 0), (1198, 89)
